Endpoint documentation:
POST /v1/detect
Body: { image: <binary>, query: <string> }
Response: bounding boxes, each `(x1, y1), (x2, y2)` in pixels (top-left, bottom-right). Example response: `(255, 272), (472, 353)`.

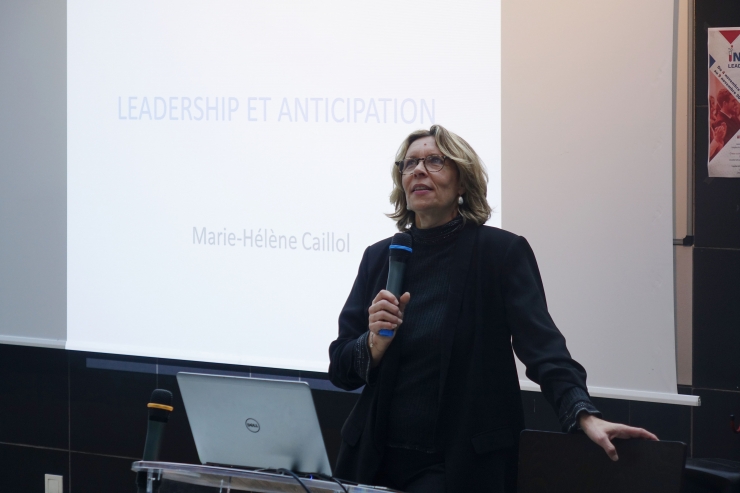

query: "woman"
(328, 125), (656, 493)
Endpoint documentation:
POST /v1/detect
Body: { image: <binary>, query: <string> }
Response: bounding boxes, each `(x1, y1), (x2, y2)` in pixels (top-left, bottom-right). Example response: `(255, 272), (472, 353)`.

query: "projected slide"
(67, 0), (501, 371)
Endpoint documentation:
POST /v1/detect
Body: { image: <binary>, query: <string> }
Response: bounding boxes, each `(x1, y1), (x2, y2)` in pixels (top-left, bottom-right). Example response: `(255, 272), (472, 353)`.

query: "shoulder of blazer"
(477, 224), (519, 242)
(359, 236), (393, 273)
(475, 224), (522, 261)
(365, 236), (393, 254)
(364, 236), (393, 259)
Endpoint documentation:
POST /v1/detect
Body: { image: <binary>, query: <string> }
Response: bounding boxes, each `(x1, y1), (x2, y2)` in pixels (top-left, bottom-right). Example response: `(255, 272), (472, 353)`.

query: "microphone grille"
(148, 389), (174, 421)
(389, 232), (412, 259)
(391, 232), (412, 249)
(150, 389), (173, 406)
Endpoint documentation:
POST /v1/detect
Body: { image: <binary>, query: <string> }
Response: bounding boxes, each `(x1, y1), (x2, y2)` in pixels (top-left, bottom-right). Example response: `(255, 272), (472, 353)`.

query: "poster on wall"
(708, 28), (740, 177)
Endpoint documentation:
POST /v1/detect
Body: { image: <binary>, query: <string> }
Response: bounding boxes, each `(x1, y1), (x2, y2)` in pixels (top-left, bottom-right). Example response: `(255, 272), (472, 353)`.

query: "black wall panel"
(629, 401), (691, 444)
(520, 391), (561, 432)
(0, 443), (69, 493)
(69, 351), (156, 458)
(691, 389), (740, 462)
(0, 343), (704, 492)
(694, 0), (740, 248)
(691, 0), (740, 469)
(0, 344), (68, 449)
(693, 248), (740, 391)
(694, 108), (740, 248)
(70, 452), (136, 493)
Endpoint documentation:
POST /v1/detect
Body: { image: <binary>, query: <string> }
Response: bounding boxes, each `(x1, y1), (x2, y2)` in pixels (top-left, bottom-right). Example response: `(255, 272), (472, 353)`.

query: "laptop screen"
(177, 372), (332, 476)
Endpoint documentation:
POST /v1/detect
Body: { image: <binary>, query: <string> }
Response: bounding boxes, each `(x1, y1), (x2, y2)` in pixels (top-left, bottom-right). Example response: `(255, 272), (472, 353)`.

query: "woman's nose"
(412, 162), (428, 175)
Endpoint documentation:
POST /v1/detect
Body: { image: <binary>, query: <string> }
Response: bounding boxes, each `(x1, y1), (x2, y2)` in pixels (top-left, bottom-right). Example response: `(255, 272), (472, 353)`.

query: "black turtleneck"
(382, 215), (465, 452)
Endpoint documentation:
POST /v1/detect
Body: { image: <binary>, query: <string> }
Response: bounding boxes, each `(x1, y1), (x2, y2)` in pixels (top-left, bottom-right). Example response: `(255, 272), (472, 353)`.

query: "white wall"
(0, 0), (67, 347)
(502, 0), (692, 403)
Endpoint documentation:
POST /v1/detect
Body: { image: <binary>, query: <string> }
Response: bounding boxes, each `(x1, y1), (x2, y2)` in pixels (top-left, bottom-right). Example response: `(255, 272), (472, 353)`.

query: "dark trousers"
(373, 447), (446, 493)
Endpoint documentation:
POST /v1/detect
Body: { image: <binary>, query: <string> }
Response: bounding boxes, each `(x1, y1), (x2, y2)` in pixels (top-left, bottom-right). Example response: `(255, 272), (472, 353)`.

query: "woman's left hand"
(578, 414), (658, 461)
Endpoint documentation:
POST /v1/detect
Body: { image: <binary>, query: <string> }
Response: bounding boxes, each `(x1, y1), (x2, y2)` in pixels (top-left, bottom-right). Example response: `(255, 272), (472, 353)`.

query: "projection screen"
(67, 0), (502, 370)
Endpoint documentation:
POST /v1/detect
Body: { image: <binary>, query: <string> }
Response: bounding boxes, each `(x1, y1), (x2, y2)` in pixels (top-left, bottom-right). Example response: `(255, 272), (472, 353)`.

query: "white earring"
(458, 195), (464, 206)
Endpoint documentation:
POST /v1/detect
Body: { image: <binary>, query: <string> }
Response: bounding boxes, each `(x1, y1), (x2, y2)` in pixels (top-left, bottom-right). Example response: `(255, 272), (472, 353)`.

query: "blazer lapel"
(438, 223), (478, 401)
(374, 337), (402, 450)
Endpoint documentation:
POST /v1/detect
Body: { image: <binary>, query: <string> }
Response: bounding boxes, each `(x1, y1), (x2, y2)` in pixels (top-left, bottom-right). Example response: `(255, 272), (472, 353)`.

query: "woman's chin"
(408, 198), (437, 212)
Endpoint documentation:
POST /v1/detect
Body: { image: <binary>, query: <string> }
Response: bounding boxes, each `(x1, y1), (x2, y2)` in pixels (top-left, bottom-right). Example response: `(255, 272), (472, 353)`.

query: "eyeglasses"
(395, 154), (448, 175)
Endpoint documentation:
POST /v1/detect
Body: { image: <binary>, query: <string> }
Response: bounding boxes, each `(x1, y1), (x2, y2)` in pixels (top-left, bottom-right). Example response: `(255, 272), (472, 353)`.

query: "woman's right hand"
(367, 289), (410, 367)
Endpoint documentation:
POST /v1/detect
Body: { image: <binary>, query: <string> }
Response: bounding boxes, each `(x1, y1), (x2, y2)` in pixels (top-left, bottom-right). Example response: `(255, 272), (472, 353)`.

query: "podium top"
(132, 461), (397, 493)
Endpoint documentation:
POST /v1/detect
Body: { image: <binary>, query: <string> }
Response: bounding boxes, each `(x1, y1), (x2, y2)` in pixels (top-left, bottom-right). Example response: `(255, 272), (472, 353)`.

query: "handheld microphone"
(379, 232), (412, 337)
(136, 389), (173, 493)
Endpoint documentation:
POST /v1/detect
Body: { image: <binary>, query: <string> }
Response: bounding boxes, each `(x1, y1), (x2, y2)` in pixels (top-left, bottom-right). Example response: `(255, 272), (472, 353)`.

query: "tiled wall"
(689, 0), (740, 464)
(0, 345), (362, 493)
(0, 343), (700, 493)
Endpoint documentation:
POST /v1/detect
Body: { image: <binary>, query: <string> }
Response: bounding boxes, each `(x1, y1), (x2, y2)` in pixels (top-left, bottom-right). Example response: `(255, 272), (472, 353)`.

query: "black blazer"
(328, 223), (589, 493)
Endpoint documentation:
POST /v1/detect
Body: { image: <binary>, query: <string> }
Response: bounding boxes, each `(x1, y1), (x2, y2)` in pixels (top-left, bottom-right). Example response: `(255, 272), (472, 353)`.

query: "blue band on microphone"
(389, 245), (412, 253)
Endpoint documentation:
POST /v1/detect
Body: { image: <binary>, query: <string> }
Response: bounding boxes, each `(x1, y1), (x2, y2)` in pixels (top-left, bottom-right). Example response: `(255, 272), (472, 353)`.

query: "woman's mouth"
(411, 185), (433, 194)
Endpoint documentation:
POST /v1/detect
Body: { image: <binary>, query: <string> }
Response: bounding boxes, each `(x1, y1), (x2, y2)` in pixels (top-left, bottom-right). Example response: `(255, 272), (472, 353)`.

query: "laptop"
(176, 372), (332, 476)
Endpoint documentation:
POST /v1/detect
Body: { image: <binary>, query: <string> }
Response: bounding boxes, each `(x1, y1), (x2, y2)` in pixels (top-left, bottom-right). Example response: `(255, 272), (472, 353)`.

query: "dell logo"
(245, 418), (260, 433)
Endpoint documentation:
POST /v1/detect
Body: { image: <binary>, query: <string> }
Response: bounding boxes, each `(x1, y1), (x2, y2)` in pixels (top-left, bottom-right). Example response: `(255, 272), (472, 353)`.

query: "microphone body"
(142, 419), (167, 461)
(137, 389), (173, 493)
(379, 233), (413, 337)
(385, 258), (406, 300)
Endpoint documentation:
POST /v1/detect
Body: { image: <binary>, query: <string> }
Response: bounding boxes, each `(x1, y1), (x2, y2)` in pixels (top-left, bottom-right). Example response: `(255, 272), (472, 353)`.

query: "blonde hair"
(388, 124), (491, 231)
